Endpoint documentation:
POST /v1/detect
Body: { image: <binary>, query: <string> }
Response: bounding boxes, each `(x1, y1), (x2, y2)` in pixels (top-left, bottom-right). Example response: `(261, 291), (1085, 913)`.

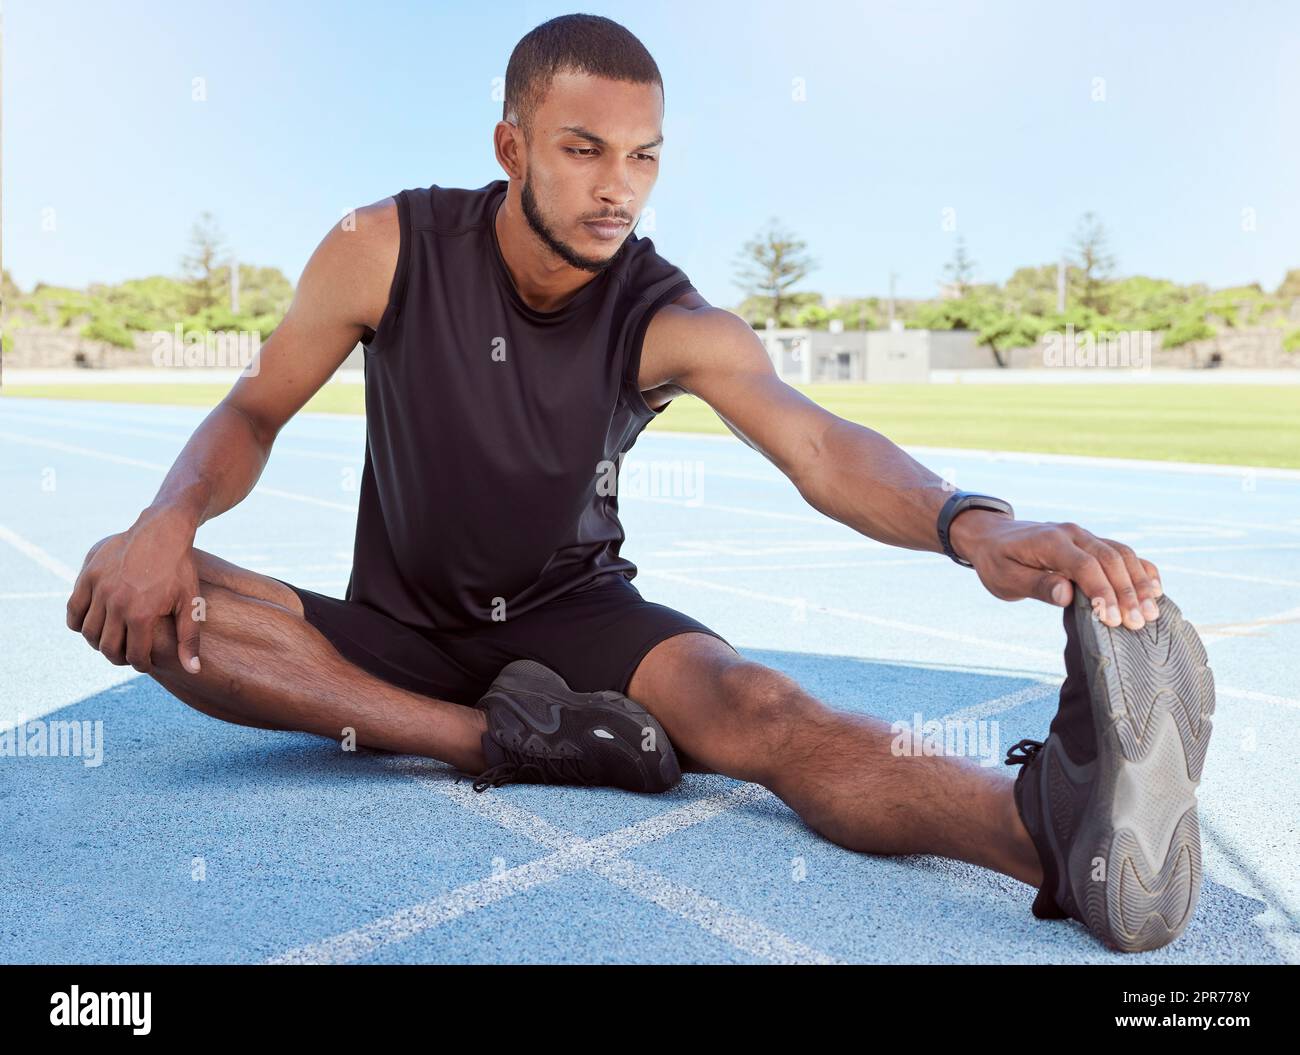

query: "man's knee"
(191, 549), (304, 616)
(703, 661), (826, 777)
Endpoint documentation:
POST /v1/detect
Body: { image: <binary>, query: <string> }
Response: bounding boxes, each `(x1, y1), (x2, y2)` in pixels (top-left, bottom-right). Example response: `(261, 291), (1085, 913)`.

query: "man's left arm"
(645, 297), (1163, 631)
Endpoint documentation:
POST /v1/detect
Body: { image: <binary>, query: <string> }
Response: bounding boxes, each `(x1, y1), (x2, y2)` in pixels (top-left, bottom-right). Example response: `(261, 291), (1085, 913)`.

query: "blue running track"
(1, 395), (1297, 963)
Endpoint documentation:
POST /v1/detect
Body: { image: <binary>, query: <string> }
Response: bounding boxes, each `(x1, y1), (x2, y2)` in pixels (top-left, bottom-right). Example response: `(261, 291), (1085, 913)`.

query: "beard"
(520, 172), (630, 275)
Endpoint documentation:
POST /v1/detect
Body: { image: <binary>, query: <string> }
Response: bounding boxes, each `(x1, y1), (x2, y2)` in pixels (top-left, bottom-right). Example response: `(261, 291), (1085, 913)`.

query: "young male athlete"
(66, 15), (1214, 953)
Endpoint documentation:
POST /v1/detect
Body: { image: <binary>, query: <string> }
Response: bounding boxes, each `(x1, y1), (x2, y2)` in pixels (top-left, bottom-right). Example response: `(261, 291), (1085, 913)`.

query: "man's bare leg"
(145, 549), (488, 773)
(627, 633), (1043, 887)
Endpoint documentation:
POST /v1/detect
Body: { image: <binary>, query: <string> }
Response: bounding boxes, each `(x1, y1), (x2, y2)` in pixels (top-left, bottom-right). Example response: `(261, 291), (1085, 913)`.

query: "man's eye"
(566, 148), (657, 162)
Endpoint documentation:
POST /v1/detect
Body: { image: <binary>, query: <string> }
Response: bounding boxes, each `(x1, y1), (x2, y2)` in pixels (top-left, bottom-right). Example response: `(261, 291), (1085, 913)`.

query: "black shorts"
(272, 572), (735, 708)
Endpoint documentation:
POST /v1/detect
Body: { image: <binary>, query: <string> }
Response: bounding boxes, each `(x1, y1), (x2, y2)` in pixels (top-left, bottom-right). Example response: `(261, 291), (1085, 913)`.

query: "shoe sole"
(483, 659), (681, 791)
(1068, 591), (1216, 952)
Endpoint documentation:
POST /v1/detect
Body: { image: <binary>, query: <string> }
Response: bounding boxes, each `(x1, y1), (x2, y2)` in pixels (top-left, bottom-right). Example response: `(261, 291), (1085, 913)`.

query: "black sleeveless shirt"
(345, 179), (696, 632)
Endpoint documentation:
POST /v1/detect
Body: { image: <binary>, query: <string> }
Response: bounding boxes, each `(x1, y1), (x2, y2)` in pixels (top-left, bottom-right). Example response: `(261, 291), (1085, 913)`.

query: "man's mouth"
(583, 219), (629, 240)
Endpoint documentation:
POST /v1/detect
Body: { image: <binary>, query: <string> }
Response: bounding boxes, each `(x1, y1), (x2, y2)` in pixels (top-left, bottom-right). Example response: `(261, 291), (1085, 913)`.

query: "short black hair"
(503, 14), (664, 142)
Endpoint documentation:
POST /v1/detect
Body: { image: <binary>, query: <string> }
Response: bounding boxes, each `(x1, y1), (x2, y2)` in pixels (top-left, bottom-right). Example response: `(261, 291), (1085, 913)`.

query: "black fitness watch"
(936, 490), (1015, 568)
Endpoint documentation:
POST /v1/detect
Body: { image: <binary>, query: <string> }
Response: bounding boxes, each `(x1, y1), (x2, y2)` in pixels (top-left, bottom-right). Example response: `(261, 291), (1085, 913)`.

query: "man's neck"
(493, 196), (597, 313)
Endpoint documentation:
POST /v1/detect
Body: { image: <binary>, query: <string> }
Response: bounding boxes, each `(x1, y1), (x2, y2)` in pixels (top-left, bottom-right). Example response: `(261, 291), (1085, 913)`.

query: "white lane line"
(914, 468), (1300, 505)
(390, 763), (837, 966)
(1198, 824), (1300, 961)
(0, 524), (79, 583)
(1137, 543), (1300, 555)
(627, 495), (827, 525)
(644, 431), (1300, 480)
(632, 483), (1300, 539)
(268, 771), (833, 965)
(641, 558), (938, 574)
(1218, 686), (1300, 710)
(1157, 564), (1300, 589)
(0, 431), (357, 512)
(939, 682), (1060, 724)
(638, 569), (1062, 663)
(640, 568), (1294, 711)
(404, 765), (839, 965)
(389, 765), (837, 965)
(1198, 606), (1300, 644)
(266, 852), (584, 965)
(249, 488), (354, 512)
(0, 410), (362, 465)
(651, 538), (887, 556)
(1024, 499), (1300, 537)
(0, 431), (169, 472)
(634, 455), (1300, 507)
(0, 403), (365, 449)
(588, 856), (839, 965)
(639, 542), (1300, 572)
(901, 444), (1300, 481)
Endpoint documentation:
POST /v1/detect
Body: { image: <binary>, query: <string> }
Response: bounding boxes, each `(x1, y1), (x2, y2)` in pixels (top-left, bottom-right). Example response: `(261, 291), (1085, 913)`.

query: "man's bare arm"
(156, 199), (398, 532)
(642, 297), (1164, 630)
(644, 296), (944, 537)
(66, 199), (399, 674)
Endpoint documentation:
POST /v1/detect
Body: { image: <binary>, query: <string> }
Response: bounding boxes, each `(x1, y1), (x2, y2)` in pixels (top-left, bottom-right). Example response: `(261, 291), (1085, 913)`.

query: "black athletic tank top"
(345, 179), (696, 632)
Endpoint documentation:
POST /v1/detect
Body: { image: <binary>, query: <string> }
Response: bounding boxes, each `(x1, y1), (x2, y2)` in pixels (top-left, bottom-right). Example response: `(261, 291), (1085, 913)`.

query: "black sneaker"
(1006, 589), (1215, 952)
(468, 659), (682, 794)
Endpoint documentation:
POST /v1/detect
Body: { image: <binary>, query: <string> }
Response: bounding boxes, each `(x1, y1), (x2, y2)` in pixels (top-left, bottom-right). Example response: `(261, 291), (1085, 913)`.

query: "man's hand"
(65, 509), (204, 674)
(949, 509), (1164, 630)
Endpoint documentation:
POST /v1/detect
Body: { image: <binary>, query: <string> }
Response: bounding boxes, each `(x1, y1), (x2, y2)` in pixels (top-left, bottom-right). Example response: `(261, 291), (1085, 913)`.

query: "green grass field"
(3, 382), (1298, 469)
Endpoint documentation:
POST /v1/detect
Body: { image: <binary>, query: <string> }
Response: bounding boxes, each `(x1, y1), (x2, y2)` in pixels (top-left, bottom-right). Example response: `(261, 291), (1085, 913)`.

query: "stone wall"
(1002, 326), (1293, 370)
(3, 322), (1293, 374)
(1, 326), (367, 370)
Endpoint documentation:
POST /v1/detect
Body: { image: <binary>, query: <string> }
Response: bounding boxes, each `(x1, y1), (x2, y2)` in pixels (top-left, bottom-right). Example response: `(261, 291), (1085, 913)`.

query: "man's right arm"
(65, 198), (400, 675)
(151, 198), (399, 533)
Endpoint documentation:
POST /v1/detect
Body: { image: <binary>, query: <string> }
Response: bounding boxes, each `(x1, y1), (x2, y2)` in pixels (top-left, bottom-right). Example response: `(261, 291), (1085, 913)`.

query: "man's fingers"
(124, 614), (156, 674)
(1100, 538), (1160, 621)
(1139, 558), (1164, 597)
(1036, 571), (1073, 608)
(80, 598), (107, 651)
(66, 574), (92, 632)
(174, 592), (202, 674)
(1062, 544), (1122, 627)
(1068, 531), (1145, 629)
(99, 609), (128, 666)
(980, 556), (1073, 607)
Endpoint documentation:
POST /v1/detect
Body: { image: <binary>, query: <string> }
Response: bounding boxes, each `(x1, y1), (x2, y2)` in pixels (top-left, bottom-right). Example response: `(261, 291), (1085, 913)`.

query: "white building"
(760, 322), (982, 383)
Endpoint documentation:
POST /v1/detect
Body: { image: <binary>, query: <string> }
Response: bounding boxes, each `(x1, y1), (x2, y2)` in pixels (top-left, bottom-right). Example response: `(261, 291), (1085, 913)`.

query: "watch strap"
(937, 491), (1015, 567)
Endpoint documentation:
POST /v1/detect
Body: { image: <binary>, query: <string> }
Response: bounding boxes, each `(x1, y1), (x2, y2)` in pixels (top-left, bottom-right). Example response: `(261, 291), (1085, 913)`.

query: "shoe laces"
(472, 738), (596, 793)
(1004, 738), (1044, 766)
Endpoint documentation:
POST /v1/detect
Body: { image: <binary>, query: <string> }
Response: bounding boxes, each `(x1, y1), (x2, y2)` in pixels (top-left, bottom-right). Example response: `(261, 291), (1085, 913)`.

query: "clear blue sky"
(7, 0), (1298, 303)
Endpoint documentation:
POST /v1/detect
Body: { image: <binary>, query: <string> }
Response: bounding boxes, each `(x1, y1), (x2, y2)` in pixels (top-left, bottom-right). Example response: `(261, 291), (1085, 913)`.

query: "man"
(66, 14), (1214, 953)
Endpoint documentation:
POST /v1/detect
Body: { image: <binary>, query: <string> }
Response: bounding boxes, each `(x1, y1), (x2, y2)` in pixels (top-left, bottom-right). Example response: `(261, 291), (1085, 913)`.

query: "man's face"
(512, 70), (664, 274)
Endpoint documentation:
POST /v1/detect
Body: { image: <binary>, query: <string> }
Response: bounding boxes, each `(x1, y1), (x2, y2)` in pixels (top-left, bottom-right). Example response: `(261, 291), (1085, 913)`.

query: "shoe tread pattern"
(1075, 593), (1215, 952)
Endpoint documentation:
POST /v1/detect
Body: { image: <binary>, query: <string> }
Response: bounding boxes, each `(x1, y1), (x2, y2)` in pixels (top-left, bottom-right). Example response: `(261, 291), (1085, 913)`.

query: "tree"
(1069, 211), (1116, 312)
(180, 211), (228, 313)
(1003, 264), (1065, 316)
(942, 237), (976, 298)
(1276, 268), (1300, 301)
(733, 218), (817, 326)
(1, 268), (21, 304)
(910, 290), (1040, 368)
